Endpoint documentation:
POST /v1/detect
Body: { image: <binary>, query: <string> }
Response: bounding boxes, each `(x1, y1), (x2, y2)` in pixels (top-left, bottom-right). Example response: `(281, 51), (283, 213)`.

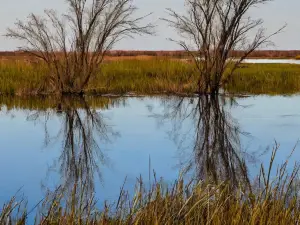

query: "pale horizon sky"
(0, 0), (299, 51)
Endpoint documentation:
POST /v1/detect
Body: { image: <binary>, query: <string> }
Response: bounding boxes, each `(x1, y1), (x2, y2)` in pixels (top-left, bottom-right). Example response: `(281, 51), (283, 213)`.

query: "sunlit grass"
(226, 63), (300, 95)
(0, 60), (45, 95)
(1, 58), (300, 95)
(88, 58), (197, 94)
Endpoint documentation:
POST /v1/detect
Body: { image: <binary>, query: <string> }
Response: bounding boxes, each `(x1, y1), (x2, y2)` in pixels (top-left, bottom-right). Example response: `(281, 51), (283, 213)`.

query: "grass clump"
(226, 63), (300, 95)
(88, 58), (197, 94)
(0, 60), (45, 95)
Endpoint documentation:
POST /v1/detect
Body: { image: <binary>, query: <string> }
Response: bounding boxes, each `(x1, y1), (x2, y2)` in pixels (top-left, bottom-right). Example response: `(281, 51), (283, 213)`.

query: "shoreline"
(1, 59), (300, 96)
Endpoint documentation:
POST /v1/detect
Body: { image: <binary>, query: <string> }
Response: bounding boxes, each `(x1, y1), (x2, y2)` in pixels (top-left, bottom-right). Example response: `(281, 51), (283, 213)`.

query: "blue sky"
(0, 0), (299, 50)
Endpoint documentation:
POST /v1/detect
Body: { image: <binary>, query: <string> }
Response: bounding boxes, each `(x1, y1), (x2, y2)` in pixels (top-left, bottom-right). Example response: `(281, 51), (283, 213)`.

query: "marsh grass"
(0, 61), (45, 95)
(2, 144), (300, 224)
(226, 63), (300, 95)
(1, 58), (300, 95)
(89, 58), (197, 95)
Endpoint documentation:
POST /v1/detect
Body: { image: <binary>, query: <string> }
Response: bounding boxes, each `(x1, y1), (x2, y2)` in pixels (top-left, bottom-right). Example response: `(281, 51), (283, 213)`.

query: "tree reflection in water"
(156, 95), (253, 189)
(27, 96), (122, 199)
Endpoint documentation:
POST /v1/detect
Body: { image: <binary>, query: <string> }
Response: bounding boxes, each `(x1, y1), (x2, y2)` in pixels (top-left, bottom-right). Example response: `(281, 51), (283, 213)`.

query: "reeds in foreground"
(1, 143), (300, 224)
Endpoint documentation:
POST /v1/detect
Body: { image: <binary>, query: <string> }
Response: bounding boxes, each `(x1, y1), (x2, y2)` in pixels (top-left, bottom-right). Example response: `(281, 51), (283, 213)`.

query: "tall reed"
(1, 143), (300, 224)
(1, 58), (300, 95)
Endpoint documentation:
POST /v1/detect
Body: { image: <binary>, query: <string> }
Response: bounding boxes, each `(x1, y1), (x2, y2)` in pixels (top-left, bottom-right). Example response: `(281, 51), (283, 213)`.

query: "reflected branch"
(27, 96), (120, 198)
(156, 95), (252, 190)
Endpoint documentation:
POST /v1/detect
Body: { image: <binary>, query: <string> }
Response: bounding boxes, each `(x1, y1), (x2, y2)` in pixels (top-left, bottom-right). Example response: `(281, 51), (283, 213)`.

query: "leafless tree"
(163, 0), (285, 94)
(6, 0), (154, 94)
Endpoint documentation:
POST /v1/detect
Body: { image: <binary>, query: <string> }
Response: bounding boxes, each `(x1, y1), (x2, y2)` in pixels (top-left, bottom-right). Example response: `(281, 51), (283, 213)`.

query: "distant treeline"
(1, 50), (300, 58)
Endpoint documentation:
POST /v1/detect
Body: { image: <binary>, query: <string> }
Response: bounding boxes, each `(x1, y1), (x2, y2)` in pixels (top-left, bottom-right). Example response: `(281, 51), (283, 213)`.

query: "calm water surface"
(243, 59), (300, 64)
(1, 95), (300, 220)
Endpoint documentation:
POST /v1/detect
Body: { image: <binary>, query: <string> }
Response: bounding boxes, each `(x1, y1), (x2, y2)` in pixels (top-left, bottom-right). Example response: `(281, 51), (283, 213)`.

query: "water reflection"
(0, 95), (257, 192)
(2, 95), (297, 222)
(156, 95), (252, 188)
(26, 96), (121, 197)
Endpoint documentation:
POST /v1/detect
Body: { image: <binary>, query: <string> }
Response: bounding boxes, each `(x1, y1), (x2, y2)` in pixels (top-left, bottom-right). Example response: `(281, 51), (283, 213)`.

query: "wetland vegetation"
(1, 0), (285, 96)
(1, 95), (300, 224)
(3, 152), (300, 225)
(1, 58), (300, 96)
(2, 0), (300, 224)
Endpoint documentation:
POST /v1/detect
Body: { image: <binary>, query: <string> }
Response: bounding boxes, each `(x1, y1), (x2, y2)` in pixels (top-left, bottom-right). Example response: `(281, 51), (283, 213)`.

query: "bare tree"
(6, 0), (154, 94)
(163, 0), (285, 95)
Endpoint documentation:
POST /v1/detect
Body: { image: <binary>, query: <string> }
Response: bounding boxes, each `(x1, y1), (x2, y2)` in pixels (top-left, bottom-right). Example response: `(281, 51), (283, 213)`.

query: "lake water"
(1, 95), (300, 221)
(243, 59), (300, 64)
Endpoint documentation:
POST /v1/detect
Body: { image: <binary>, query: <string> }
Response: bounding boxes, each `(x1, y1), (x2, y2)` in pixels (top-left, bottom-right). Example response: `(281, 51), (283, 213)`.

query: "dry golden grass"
(1, 57), (300, 95)
(1, 144), (300, 224)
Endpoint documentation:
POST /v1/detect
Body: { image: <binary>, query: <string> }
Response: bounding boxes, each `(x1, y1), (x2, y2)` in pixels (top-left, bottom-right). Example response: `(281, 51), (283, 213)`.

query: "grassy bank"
(1, 147), (300, 224)
(1, 58), (300, 95)
(226, 63), (300, 94)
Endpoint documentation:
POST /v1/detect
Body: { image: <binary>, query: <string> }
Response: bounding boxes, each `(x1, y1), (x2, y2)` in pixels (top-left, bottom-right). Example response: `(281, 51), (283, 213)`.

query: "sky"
(0, 0), (299, 51)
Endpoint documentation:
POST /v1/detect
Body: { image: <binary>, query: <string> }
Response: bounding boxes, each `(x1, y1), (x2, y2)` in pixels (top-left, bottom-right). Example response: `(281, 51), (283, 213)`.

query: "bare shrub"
(163, 0), (285, 94)
(6, 0), (154, 94)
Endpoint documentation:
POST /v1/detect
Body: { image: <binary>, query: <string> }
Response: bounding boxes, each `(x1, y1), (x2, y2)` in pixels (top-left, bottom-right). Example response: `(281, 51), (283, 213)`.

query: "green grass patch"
(1, 59), (300, 95)
(227, 63), (300, 95)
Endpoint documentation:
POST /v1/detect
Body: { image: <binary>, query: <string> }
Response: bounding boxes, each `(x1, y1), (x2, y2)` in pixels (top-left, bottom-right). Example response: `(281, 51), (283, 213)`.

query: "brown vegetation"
(5, 0), (153, 95)
(163, 0), (284, 94)
(1, 50), (300, 62)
